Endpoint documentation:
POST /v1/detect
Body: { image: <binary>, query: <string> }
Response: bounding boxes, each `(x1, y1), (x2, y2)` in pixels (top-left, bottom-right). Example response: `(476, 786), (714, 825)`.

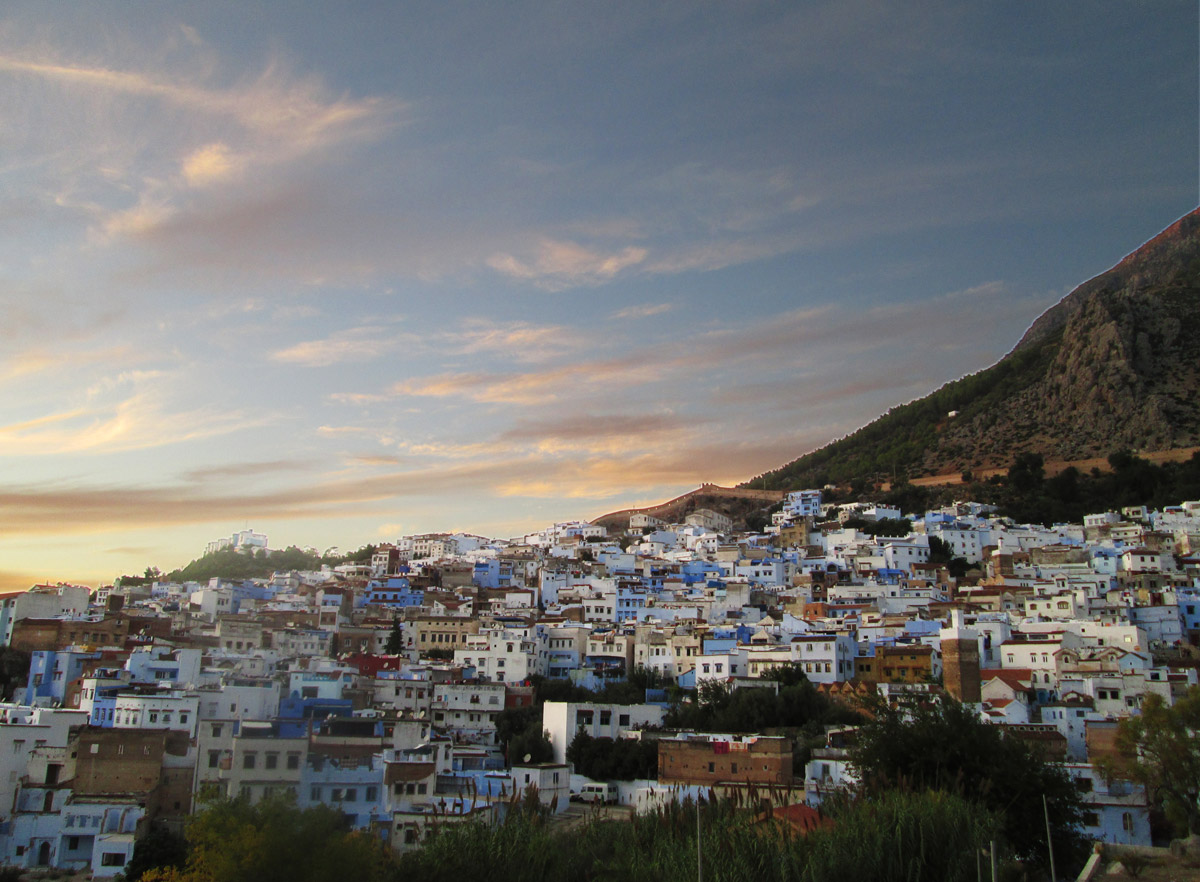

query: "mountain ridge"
(744, 207), (1200, 491)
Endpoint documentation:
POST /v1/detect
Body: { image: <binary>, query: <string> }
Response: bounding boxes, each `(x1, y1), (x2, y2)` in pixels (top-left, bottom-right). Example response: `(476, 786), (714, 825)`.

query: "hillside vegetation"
(746, 208), (1200, 491)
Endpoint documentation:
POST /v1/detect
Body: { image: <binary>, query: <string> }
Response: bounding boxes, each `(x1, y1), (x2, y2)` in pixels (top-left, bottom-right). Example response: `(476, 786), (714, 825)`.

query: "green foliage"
(851, 693), (1087, 870)
(384, 618), (403, 655)
(117, 567), (162, 588)
(927, 537), (971, 578)
(988, 450), (1200, 527)
(530, 675), (598, 705)
(666, 666), (863, 735)
(496, 705), (553, 765)
(124, 821), (188, 882)
(343, 544), (379, 563)
(161, 543), (378, 583)
(566, 730), (658, 780)
(1007, 452), (1045, 493)
(531, 666), (675, 707)
(840, 517), (912, 537)
(399, 790), (1000, 882)
(744, 330), (1063, 491)
(597, 665), (674, 704)
(162, 794), (393, 882)
(0, 647), (31, 701)
(1115, 685), (1200, 836)
(166, 546), (320, 583)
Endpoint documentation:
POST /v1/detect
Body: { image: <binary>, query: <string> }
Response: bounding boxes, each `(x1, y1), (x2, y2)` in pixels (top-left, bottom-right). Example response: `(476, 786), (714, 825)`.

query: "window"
(287, 754), (300, 770)
(243, 753), (256, 769)
(366, 786), (377, 801)
(212, 724), (223, 737)
(208, 750), (221, 768)
(101, 853), (126, 867)
(265, 753), (278, 770)
(311, 786), (321, 800)
(417, 782), (427, 794)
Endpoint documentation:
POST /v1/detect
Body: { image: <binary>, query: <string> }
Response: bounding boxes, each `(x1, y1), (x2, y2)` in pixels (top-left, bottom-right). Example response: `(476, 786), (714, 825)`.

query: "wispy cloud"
(500, 412), (699, 443)
(0, 47), (404, 254)
(340, 280), (1030, 420)
(181, 142), (241, 187)
(0, 370), (272, 457)
(389, 360), (638, 405)
(270, 326), (407, 367)
(181, 460), (317, 483)
(0, 433), (799, 536)
(487, 239), (648, 291)
(611, 302), (672, 320)
(454, 319), (583, 362)
(0, 54), (398, 151)
(270, 318), (576, 368)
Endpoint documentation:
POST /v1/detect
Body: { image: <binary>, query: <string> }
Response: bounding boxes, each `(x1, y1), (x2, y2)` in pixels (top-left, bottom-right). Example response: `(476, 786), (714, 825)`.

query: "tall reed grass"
(397, 789), (1000, 882)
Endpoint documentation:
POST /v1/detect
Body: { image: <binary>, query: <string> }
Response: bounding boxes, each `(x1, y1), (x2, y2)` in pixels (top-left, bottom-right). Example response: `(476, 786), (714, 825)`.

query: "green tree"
(496, 705), (553, 765)
(566, 731), (658, 780)
(1115, 686), (1200, 836)
(851, 693), (1086, 870)
(666, 665), (861, 735)
(1006, 452), (1045, 493)
(124, 821), (188, 881)
(145, 794), (393, 882)
(927, 537), (971, 579)
(384, 617), (403, 655)
(0, 647), (31, 700)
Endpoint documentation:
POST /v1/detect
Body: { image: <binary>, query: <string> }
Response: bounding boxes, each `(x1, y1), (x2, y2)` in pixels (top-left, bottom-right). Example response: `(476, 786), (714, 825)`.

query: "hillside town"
(3, 491), (1200, 874)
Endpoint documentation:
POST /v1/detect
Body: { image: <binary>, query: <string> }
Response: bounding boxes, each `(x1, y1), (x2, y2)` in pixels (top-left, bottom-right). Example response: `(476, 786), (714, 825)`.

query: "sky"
(0, 2), (1197, 589)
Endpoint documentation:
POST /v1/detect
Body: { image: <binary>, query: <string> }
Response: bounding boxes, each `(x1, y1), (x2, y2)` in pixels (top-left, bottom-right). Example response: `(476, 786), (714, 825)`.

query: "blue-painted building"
(21, 649), (101, 706)
(301, 750), (388, 829)
(365, 577), (423, 609)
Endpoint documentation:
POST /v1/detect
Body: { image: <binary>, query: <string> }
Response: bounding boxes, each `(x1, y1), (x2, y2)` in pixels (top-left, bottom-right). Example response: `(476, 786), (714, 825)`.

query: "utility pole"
(1044, 794), (1057, 881)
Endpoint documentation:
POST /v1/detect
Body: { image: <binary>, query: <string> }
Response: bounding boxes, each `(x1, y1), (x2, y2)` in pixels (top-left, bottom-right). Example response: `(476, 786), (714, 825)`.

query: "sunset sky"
(1, 2), (1196, 589)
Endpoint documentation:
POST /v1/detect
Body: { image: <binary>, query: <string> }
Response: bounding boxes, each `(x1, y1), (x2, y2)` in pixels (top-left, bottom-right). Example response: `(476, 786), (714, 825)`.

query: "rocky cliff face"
(749, 208), (1200, 488)
(928, 262), (1200, 472)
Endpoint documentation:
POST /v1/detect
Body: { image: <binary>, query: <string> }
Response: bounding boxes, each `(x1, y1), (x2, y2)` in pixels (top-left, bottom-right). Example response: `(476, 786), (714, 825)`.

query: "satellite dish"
(523, 753), (532, 763)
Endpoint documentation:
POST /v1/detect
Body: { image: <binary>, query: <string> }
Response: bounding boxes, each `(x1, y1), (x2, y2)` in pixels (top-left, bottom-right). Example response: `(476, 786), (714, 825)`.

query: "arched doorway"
(37, 841), (51, 866)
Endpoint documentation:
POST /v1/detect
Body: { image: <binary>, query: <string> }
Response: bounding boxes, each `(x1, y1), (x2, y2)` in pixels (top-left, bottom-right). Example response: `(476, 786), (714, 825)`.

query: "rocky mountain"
(745, 208), (1200, 491)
